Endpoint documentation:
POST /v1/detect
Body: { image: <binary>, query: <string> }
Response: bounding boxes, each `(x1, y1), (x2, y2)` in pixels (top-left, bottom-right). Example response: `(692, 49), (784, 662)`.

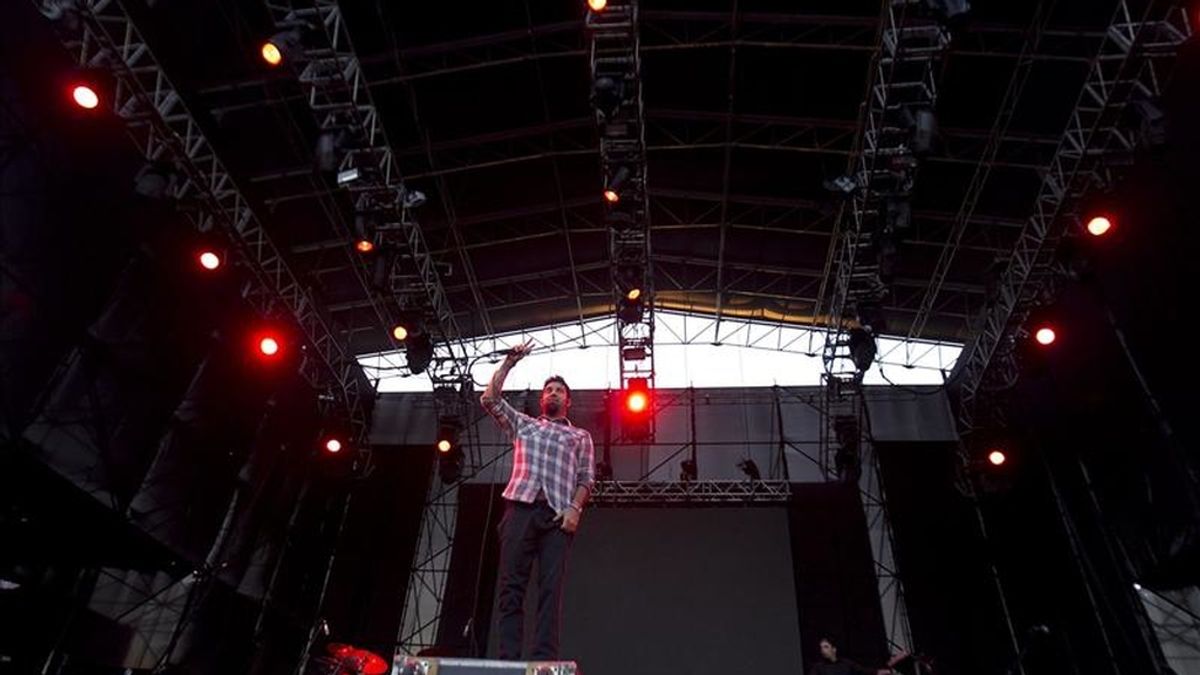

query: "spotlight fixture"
(406, 332), (434, 374)
(402, 188), (427, 209)
(258, 336), (281, 357)
(625, 390), (648, 413)
(847, 327), (877, 373)
(198, 250), (222, 271)
(617, 293), (644, 324)
(1086, 215), (1112, 237)
(592, 75), (625, 119)
(71, 83), (100, 109)
(133, 162), (183, 200)
(437, 416), (464, 482)
(260, 41), (283, 66)
(822, 175), (858, 197)
(261, 28), (302, 67)
(620, 378), (652, 440)
(910, 109), (937, 155)
(604, 166), (630, 203)
(1035, 326), (1056, 346)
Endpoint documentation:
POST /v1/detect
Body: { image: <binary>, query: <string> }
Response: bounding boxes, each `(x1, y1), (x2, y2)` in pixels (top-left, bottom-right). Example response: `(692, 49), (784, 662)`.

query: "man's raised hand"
(505, 339), (535, 365)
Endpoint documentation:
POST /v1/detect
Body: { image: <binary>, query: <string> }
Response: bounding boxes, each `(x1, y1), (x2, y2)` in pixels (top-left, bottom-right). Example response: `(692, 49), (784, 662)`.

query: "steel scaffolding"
(951, 0), (1191, 431)
(32, 0), (373, 440)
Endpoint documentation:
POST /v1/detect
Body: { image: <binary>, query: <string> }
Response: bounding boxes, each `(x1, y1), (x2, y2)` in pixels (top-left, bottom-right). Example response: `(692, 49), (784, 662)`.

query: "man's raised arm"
(481, 339), (533, 404)
(480, 341), (535, 438)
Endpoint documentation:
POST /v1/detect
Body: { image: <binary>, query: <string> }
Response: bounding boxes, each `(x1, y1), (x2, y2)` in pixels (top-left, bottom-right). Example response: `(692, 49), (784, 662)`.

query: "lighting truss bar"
(816, 0), (944, 654)
(264, 0), (466, 389)
(587, 0), (656, 413)
(590, 479), (792, 504)
(952, 0), (1191, 431)
(33, 0), (372, 439)
(821, 0), (951, 387)
(259, 1), (410, 360)
(906, 1), (1056, 342)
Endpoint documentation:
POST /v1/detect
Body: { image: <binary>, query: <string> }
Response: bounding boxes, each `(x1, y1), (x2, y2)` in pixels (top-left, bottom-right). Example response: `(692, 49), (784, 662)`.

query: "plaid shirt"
(481, 395), (595, 514)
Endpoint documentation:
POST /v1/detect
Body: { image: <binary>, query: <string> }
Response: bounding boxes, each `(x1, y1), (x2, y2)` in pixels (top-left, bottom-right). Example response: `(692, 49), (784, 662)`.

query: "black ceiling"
(10, 0), (1175, 355)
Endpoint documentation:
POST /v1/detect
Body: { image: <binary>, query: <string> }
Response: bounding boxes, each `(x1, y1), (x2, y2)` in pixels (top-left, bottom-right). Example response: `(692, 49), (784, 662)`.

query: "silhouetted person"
(808, 637), (894, 675)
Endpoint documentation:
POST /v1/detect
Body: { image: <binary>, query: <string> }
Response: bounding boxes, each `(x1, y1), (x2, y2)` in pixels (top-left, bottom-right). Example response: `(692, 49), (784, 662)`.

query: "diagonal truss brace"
(952, 0), (1191, 431)
(34, 0), (373, 438)
(264, 0), (466, 383)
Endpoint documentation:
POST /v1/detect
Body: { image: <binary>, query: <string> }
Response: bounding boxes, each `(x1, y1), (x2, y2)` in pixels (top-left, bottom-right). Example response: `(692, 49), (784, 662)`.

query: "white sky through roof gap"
(357, 311), (961, 393)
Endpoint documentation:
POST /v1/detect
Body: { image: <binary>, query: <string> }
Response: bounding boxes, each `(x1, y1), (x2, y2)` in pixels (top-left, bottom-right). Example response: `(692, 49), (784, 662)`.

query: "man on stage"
(808, 637), (895, 675)
(480, 340), (595, 661)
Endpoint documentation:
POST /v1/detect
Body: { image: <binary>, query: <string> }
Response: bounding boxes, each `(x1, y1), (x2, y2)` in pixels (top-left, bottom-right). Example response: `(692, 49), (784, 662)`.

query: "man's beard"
(543, 400), (562, 416)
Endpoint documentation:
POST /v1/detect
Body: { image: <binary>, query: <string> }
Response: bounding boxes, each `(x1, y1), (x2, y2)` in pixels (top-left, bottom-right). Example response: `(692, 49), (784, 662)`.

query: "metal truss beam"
(356, 13), (1100, 86)
(195, 14), (1100, 112)
(250, 113), (1055, 195)
(591, 479), (791, 503)
(263, 0), (468, 387)
(712, 2), (741, 331)
(952, 0), (1191, 431)
(815, 0), (946, 654)
(588, 0), (656, 412)
(908, 0), (1057, 341)
(821, 0), (953, 385)
(33, 0), (372, 439)
(334, 254), (981, 344)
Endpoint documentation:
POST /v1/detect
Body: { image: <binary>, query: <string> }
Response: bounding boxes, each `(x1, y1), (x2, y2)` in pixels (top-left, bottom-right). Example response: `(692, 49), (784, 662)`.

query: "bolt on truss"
(33, 0), (373, 440)
(263, 0), (468, 389)
(951, 0), (1191, 432)
(588, 0), (656, 424)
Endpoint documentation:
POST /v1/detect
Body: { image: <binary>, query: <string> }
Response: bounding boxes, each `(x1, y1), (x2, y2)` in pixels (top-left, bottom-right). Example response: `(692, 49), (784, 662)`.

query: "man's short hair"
(543, 375), (571, 397)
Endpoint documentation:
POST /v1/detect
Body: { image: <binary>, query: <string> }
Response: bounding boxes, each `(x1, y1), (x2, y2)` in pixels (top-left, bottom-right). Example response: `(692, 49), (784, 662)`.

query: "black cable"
(876, 365), (948, 396)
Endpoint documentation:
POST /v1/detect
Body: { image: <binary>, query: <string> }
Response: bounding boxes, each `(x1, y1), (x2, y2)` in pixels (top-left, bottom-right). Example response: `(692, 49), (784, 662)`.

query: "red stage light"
(1035, 326), (1056, 346)
(259, 336), (280, 357)
(325, 438), (343, 454)
(1086, 215), (1112, 237)
(603, 189), (620, 204)
(625, 391), (648, 413)
(72, 84), (99, 110)
(437, 439), (452, 453)
(620, 378), (653, 440)
(356, 239), (375, 253)
(988, 450), (1007, 466)
(198, 250), (222, 270)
